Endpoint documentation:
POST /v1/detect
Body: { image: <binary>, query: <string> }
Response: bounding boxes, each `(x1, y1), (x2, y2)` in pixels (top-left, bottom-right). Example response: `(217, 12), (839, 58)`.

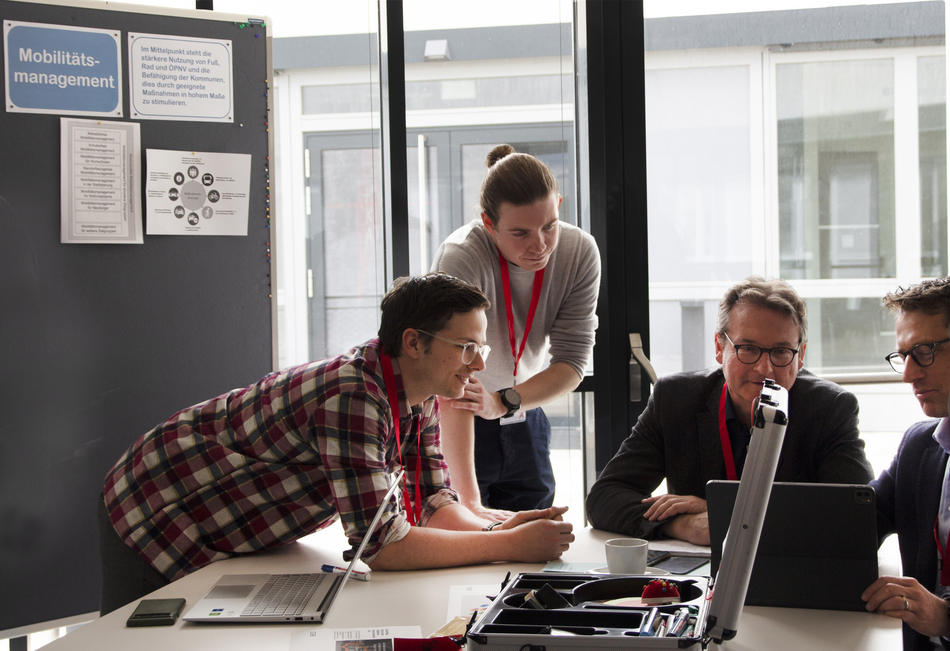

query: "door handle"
(629, 333), (657, 402)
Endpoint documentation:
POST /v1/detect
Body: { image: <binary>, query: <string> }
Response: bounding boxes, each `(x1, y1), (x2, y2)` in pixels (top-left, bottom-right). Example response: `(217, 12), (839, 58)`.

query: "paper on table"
(290, 626), (422, 651)
(446, 585), (498, 623)
(648, 539), (711, 558)
(542, 561), (603, 573)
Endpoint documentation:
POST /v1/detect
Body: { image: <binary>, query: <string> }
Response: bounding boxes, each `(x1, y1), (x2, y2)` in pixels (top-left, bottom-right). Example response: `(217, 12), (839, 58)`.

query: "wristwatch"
(497, 387), (522, 419)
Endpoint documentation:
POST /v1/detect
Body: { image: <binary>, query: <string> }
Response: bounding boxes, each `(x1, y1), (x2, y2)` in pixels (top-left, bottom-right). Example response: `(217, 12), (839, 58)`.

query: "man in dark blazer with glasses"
(586, 276), (874, 545)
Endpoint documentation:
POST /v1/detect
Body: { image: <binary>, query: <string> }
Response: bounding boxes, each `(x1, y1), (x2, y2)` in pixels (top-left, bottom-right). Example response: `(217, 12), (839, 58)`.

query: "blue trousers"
(473, 407), (556, 511)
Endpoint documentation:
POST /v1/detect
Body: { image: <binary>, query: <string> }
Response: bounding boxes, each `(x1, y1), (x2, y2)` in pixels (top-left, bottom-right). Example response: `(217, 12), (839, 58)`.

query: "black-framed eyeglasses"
(722, 332), (801, 368)
(416, 330), (491, 365)
(885, 338), (950, 373)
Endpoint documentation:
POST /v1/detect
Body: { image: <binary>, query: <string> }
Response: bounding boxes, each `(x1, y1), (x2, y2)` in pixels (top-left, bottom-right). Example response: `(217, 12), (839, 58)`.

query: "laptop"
(182, 471), (403, 623)
(707, 480), (879, 611)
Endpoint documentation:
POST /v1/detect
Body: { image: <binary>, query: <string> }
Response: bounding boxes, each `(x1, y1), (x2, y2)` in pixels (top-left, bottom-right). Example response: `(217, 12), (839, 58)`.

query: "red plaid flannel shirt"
(103, 338), (457, 581)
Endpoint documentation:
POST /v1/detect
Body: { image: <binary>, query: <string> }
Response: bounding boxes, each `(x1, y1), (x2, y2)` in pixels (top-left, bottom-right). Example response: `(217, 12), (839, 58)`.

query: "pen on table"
(321, 564), (371, 581)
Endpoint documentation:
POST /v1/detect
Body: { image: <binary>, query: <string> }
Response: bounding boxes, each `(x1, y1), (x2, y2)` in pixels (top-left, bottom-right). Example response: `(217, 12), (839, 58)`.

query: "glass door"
(304, 133), (383, 360)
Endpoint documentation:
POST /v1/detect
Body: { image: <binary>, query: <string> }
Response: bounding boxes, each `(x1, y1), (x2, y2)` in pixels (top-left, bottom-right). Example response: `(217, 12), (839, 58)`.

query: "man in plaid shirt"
(99, 273), (574, 615)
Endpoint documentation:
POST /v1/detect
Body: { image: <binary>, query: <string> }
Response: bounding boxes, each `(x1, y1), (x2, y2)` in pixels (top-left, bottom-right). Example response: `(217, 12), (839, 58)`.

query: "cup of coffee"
(605, 538), (649, 574)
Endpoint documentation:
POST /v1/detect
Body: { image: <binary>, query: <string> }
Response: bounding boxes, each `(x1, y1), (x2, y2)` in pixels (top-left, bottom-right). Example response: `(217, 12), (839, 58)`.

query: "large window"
(643, 2), (946, 476)
(269, 1), (589, 516)
(644, 52), (761, 373)
(920, 55), (948, 277)
(645, 9), (946, 380)
(778, 58), (897, 281)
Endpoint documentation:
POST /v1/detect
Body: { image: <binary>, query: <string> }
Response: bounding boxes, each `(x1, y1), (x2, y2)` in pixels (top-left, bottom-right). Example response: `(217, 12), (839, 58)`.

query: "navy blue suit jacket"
(873, 419), (949, 651)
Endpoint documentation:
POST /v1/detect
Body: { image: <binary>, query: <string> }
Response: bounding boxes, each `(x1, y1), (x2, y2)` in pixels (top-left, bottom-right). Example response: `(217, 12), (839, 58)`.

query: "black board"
(0, 0), (272, 632)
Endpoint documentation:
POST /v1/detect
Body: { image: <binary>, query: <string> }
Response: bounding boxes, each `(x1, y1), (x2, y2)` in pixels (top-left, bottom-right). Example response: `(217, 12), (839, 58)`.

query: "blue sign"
(4, 21), (122, 116)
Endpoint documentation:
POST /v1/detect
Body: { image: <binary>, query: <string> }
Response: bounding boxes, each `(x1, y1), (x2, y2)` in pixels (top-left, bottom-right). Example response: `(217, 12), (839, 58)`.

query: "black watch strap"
(497, 387), (521, 419)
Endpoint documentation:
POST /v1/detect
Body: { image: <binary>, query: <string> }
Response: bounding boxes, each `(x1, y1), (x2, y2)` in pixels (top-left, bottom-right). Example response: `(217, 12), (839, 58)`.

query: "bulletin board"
(0, 0), (274, 633)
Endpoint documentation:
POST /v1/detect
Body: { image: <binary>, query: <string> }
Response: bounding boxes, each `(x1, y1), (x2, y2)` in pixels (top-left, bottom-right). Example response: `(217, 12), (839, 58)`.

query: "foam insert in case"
(467, 572), (711, 649)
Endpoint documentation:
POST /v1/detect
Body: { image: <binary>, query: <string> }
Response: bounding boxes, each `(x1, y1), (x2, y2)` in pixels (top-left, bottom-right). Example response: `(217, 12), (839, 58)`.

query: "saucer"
(589, 566), (671, 576)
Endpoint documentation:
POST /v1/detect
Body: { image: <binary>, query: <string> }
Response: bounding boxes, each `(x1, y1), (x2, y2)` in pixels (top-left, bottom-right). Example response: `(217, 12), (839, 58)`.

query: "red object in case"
(641, 579), (681, 605)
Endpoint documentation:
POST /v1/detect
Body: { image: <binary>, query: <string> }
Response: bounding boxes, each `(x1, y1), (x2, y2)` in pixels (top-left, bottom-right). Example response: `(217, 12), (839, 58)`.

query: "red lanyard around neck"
(498, 248), (545, 380)
(379, 352), (421, 526)
(718, 383), (739, 481)
(934, 517), (950, 585)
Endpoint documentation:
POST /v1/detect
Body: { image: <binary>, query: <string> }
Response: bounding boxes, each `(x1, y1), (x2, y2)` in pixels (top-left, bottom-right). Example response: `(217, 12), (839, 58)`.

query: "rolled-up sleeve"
(320, 391), (460, 562)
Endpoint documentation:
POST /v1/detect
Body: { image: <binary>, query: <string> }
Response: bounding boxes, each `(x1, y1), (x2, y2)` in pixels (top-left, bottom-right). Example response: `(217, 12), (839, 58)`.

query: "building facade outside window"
(267, 3), (946, 483)
(271, 1), (588, 516)
(641, 2), (945, 475)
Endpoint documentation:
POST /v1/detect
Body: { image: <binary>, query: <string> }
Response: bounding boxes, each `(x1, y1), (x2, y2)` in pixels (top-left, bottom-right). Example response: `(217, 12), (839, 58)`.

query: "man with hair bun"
(432, 144), (601, 518)
(586, 275), (873, 545)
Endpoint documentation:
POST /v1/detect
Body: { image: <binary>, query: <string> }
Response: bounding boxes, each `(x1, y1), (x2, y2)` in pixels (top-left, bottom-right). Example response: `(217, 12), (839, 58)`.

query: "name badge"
(499, 411), (527, 426)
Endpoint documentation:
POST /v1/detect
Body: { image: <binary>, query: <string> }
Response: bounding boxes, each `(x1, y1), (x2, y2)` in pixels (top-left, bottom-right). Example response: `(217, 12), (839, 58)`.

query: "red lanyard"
(934, 517), (950, 585)
(379, 352), (422, 526)
(498, 249), (545, 379)
(718, 383), (739, 481)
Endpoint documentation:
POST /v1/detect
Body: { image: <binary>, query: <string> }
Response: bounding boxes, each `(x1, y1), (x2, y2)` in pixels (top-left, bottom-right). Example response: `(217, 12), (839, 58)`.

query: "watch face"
(502, 388), (521, 409)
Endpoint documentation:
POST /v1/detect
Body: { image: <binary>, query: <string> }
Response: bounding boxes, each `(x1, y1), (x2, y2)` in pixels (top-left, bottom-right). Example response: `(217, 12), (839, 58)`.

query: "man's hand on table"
(495, 506), (574, 561)
(642, 493), (710, 546)
(863, 575), (950, 638)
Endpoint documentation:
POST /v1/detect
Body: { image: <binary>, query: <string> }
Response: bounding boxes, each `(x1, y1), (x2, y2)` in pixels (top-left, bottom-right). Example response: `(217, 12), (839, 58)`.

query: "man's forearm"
(367, 504), (572, 570)
(585, 480), (653, 537)
(510, 362), (581, 412)
(660, 512), (710, 546)
(369, 526), (511, 570)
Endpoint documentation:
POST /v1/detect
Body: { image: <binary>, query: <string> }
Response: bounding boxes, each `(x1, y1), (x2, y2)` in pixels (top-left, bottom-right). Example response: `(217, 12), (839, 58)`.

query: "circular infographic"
(148, 150), (250, 236)
(164, 162), (218, 222)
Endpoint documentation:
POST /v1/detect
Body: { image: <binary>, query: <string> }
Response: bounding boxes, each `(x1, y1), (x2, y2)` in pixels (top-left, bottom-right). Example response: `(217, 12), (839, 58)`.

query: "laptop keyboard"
(242, 573), (327, 617)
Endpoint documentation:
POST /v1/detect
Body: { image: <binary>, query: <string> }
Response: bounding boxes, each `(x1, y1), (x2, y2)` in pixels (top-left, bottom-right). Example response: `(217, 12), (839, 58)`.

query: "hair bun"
(486, 144), (516, 168)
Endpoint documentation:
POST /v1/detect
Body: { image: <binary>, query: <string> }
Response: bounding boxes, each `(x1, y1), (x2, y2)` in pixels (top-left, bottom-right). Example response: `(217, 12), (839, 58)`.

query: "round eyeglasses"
(722, 332), (800, 368)
(884, 338), (950, 373)
(416, 330), (490, 365)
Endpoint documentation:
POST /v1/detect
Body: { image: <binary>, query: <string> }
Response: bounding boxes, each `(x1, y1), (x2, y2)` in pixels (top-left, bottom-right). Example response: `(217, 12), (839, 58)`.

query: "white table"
(44, 527), (901, 650)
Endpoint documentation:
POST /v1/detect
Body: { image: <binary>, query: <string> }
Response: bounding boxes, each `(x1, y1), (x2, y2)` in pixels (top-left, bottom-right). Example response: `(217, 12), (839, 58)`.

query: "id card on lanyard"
(498, 249), (544, 426)
(379, 352), (422, 526)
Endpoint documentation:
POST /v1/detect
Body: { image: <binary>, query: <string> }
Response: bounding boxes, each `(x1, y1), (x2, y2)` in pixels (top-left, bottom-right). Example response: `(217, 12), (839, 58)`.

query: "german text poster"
(60, 118), (142, 244)
(5, 21), (122, 117)
(129, 33), (233, 122)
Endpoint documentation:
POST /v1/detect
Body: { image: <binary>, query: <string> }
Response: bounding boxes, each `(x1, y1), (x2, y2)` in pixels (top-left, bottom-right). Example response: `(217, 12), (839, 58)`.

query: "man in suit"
(862, 278), (950, 650)
(585, 276), (873, 545)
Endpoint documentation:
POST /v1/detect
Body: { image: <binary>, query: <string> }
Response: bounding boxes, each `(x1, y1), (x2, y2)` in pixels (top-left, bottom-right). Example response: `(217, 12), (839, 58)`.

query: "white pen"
(321, 564), (370, 581)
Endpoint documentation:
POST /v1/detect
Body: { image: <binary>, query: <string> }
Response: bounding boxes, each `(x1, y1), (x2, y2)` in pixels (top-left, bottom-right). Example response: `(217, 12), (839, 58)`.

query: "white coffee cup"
(605, 537), (649, 574)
